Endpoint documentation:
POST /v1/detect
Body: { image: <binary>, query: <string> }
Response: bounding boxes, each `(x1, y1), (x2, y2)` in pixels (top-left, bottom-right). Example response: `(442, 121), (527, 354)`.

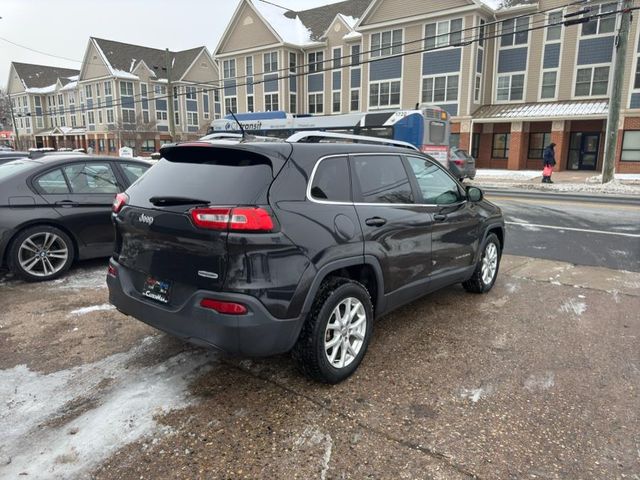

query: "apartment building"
(7, 38), (221, 154)
(216, 0), (640, 173)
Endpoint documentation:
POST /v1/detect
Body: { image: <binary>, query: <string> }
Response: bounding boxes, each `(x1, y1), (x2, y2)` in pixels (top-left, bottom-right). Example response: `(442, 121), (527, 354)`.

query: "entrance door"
(568, 132), (600, 170)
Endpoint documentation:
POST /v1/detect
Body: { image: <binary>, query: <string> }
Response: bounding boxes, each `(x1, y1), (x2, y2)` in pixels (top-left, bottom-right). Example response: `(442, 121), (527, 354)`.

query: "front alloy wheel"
(462, 232), (501, 293)
(9, 226), (75, 282)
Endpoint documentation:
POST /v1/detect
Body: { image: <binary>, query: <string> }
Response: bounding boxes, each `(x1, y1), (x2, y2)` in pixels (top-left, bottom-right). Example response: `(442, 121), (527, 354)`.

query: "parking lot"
(0, 254), (638, 479)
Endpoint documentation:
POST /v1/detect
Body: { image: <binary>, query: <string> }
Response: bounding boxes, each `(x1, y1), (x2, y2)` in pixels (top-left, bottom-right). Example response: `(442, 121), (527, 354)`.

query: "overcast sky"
(0, 0), (338, 88)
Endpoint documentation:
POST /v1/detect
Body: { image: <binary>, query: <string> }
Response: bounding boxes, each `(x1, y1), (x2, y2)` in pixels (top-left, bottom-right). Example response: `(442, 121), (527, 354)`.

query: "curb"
(481, 187), (640, 205)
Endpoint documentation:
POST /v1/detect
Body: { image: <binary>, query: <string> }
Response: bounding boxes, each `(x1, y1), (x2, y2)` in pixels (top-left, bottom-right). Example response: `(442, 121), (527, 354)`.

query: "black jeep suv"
(107, 140), (504, 383)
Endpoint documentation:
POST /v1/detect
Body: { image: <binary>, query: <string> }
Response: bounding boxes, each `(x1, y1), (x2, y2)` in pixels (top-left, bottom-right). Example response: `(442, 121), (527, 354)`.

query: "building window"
(104, 81), (112, 96)
(308, 51), (324, 73)
(120, 81), (134, 97)
(70, 116), (76, 127)
(471, 132), (480, 158)
(187, 111), (198, 126)
(107, 109), (114, 124)
(247, 95), (254, 112)
(332, 92), (341, 113)
(185, 86), (197, 100)
(156, 110), (167, 121)
(87, 111), (95, 124)
(98, 111), (103, 124)
(501, 17), (529, 46)
(85, 85), (92, 98)
(288, 52), (296, 72)
(289, 93), (296, 114)
(547, 11), (563, 41)
(265, 93), (279, 111)
(474, 75), (482, 102)
(224, 97), (237, 113)
(478, 19), (486, 47)
(223, 59), (236, 78)
(582, 3), (616, 36)
(122, 109), (136, 124)
(422, 75), (458, 103)
(425, 18), (462, 49)
(369, 80), (400, 108)
(351, 45), (361, 66)
(58, 94), (64, 105)
(98, 139), (105, 152)
(141, 139), (155, 153)
(541, 71), (557, 99)
(332, 47), (342, 69)
(575, 66), (609, 96)
(309, 93), (323, 114)
(371, 29), (402, 57)
(528, 132), (551, 158)
(203, 92), (210, 120)
(263, 52), (278, 73)
(350, 89), (360, 111)
(492, 133), (510, 158)
(497, 74), (524, 101)
(621, 131), (640, 161)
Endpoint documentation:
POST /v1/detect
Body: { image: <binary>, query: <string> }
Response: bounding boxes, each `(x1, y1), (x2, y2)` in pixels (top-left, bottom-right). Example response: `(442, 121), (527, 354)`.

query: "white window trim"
(332, 46), (342, 70)
(370, 27), (404, 59)
(350, 88), (360, 112)
(368, 78), (402, 110)
(499, 16), (530, 50)
(224, 96), (238, 114)
(538, 9), (566, 102)
(289, 92), (296, 114)
(308, 50), (325, 74)
(474, 74), (482, 103)
(494, 72), (526, 103)
(332, 90), (342, 114)
(420, 73), (459, 105)
(187, 111), (199, 127)
(308, 92), (324, 115)
(264, 93), (279, 112)
(571, 62), (612, 99)
(424, 16), (464, 50)
(579, 2), (618, 39)
(263, 51), (278, 74)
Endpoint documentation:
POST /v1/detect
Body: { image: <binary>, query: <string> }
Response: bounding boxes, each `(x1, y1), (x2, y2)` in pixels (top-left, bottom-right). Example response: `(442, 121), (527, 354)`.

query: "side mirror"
(466, 186), (483, 202)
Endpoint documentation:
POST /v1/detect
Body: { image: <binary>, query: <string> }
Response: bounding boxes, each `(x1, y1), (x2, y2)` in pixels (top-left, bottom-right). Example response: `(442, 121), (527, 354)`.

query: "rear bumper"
(107, 259), (303, 356)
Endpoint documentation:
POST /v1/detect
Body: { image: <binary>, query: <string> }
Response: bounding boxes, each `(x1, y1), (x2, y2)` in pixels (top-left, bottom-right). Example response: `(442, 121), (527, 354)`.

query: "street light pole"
(602, 0), (633, 183)
(165, 48), (176, 142)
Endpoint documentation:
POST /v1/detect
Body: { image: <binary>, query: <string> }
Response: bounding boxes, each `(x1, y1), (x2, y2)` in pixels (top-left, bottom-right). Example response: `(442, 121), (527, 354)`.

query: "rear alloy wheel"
(462, 233), (501, 293)
(9, 226), (75, 282)
(292, 279), (373, 383)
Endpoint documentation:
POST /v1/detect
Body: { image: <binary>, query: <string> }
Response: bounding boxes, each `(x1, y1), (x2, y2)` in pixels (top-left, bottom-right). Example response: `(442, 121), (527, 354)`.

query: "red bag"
(543, 165), (553, 177)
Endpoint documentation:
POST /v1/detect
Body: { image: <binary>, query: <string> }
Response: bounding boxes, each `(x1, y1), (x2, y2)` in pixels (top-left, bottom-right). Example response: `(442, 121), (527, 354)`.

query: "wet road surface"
(1, 255), (638, 479)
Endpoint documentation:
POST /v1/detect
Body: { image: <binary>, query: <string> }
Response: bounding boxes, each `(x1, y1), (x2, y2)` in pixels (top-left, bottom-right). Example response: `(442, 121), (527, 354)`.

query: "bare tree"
(0, 89), (13, 131)
(110, 113), (157, 153)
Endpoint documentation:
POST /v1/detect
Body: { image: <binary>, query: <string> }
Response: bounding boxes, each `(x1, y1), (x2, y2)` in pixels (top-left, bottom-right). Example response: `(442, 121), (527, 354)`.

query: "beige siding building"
(216, 0), (640, 173)
(7, 39), (221, 155)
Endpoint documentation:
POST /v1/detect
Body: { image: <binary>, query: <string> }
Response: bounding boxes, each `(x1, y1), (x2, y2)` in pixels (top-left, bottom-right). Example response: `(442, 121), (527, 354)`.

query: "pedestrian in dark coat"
(542, 143), (556, 183)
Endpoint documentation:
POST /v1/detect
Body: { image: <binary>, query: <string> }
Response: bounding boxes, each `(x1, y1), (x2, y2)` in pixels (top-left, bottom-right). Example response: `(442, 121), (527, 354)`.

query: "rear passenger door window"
(406, 156), (462, 205)
(120, 162), (150, 186)
(351, 155), (413, 204)
(63, 162), (120, 194)
(310, 156), (350, 202)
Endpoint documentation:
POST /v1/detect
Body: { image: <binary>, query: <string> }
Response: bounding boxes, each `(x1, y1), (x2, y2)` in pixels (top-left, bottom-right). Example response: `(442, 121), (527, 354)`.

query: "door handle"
(365, 217), (387, 227)
(434, 213), (447, 221)
(55, 200), (78, 208)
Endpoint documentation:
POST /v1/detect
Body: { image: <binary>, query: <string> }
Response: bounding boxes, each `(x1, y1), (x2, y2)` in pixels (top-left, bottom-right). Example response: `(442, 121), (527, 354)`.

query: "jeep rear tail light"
(112, 193), (129, 213)
(190, 207), (273, 232)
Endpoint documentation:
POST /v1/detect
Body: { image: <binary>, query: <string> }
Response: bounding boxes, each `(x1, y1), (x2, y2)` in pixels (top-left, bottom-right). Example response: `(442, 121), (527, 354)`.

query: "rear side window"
(351, 155), (413, 204)
(310, 156), (350, 202)
(63, 163), (119, 194)
(127, 159), (273, 207)
(36, 169), (69, 194)
(121, 163), (150, 184)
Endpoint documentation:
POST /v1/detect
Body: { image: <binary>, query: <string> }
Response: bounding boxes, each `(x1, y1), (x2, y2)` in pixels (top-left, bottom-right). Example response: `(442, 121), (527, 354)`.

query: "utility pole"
(8, 95), (21, 150)
(602, 0), (633, 183)
(165, 48), (176, 142)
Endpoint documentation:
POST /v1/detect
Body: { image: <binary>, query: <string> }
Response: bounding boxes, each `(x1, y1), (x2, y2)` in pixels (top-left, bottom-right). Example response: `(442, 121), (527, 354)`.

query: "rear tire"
(292, 279), (373, 384)
(8, 225), (75, 282)
(462, 233), (501, 294)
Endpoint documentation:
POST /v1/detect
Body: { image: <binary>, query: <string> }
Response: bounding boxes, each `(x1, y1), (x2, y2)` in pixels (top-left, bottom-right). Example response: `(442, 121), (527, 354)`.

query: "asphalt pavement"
(488, 192), (640, 272)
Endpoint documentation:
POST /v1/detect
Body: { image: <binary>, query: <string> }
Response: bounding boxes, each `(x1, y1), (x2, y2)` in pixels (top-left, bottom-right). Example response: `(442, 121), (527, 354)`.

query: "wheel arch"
(3, 220), (80, 267)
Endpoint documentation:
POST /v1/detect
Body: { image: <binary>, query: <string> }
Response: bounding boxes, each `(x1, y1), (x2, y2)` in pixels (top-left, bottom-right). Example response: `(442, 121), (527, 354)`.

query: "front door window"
(568, 132), (600, 170)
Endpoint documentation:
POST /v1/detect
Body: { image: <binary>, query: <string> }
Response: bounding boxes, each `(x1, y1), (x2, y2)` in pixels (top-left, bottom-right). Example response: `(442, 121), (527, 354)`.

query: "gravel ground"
(0, 256), (638, 479)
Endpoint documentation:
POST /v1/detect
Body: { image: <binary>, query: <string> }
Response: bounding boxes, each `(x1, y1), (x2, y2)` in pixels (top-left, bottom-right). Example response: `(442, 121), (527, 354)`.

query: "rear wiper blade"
(149, 196), (210, 206)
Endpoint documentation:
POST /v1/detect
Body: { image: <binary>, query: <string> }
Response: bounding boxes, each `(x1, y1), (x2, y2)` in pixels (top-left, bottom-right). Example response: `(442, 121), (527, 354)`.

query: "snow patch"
(460, 386), (492, 403)
(524, 371), (555, 391)
(559, 299), (587, 316)
(252, 0), (314, 46)
(474, 169), (540, 180)
(51, 268), (106, 290)
(68, 304), (115, 316)
(0, 337), (214, 479)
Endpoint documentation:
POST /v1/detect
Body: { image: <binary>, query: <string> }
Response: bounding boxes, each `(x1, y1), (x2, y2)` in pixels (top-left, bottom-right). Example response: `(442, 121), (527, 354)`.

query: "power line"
(11, 4), (631, 122)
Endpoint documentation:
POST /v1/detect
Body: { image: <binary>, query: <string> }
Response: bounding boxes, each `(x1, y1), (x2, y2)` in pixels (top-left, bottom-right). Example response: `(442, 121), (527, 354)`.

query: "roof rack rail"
(286, 131), (419, 151)
(199, 132), (283, 143)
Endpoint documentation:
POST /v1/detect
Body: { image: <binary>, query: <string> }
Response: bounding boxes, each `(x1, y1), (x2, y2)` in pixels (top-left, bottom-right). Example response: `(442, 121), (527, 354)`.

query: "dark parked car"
(108, 141), (504, 383)
(0, 151), (30, 165)
(449, 147), (476, 181)
(0, 155), (151, 281)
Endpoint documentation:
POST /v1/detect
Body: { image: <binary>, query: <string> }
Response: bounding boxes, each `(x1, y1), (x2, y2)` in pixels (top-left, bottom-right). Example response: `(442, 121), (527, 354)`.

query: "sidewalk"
(469, 169), (640, 195)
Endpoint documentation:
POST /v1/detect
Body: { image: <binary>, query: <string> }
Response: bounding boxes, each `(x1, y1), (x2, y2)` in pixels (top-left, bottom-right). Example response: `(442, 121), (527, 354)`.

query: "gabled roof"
(289, 0), (370, 40)
(11, 62), (79, 89)
(91, 38), (207, 81)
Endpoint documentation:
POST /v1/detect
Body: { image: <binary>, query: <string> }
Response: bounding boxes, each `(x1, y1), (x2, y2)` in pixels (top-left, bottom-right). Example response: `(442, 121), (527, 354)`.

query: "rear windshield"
(127, 159), (274, 207)
(0, 160), (36, 181)
(452, 148), (471, 159)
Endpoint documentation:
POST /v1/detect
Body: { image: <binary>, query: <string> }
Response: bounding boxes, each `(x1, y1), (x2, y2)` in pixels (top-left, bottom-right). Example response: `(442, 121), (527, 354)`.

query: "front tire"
(462, 233), (501, 293)
(8, 225), (75, 282)
(292, 279), (373, 384)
